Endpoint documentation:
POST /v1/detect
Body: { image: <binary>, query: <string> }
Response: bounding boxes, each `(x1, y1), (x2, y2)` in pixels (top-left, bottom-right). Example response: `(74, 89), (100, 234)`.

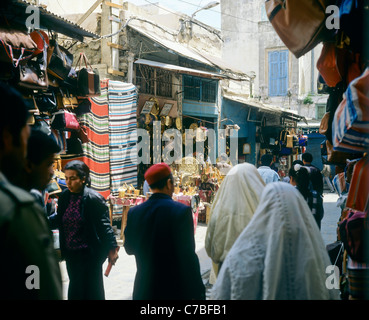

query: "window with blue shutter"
(268, 50), (288, 96)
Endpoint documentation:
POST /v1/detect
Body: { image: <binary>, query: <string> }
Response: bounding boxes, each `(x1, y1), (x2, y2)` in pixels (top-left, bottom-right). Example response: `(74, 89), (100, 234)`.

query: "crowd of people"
(0, 82), (365, 300)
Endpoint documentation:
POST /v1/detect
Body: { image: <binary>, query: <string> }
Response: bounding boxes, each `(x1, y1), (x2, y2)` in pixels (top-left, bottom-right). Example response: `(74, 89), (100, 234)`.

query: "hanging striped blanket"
(108, 80), (138, 197)
(79, 79), (111, 198)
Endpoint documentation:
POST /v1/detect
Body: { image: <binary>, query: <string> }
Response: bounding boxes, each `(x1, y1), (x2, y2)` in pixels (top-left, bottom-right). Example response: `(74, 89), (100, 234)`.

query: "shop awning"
(223, 94), (307, 124)
(0, 0), (99, 42)
(134, 58), (226, 80)
(128, 24), (213, 66)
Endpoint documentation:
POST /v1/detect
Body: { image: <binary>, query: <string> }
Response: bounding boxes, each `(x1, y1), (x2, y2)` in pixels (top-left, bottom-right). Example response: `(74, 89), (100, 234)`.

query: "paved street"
(59, 191), (340, 300)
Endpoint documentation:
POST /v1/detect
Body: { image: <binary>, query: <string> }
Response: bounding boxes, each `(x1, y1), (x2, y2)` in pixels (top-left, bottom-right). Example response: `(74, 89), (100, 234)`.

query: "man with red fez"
(124, 163), (205, 300)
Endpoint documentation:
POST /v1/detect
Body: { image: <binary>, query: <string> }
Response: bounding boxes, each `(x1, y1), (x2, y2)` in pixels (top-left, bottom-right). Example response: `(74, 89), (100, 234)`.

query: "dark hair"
(292, 160), (303, 166)
(0, 82), (29, 148)
(302, 152), (313, 163)
(64, 160), (91, 187)
(260, 154), (273, 167)
(27, 129), (61, 165)
(149, 173), (173, 190)
(289, 165), (310, 199)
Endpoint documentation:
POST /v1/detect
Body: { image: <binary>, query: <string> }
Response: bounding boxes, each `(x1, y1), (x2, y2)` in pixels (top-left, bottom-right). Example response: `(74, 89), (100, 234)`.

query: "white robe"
(205, 163), (265, 264)
(211, 182), (340, 300)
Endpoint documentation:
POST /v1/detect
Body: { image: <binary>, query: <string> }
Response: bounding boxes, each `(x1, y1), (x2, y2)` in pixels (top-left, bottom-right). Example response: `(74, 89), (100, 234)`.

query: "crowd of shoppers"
(0, 82), (355, 301)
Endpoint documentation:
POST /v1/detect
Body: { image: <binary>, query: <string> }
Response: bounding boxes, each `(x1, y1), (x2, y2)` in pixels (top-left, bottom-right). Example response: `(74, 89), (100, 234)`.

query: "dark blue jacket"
(124, 193), (205, 300)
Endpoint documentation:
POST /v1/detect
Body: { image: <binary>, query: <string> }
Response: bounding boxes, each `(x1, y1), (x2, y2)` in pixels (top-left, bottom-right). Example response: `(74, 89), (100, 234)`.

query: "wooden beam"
(77, 0), (104, 26)
(108, 68), (125, 76)
(105, 1), (123, 9)
(107, 41), (124, 50)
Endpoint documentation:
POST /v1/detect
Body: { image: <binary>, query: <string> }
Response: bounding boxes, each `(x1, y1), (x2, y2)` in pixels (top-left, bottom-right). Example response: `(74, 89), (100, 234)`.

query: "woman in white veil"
(205, 163), (265, 280)
(211, 182), (340, 300)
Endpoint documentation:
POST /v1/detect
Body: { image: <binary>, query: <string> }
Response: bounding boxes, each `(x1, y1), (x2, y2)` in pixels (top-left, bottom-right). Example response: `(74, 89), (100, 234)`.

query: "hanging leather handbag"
(47, 39), (73, 81)
(265, 0), (332, 58)
(326, 140), (362, 165)
(317, 42), (347, 88)
(34, 90), (57, 113)
(18, 60), (48, 90)
(34, 114), (51, 135)
(345, 154), (369, 213)
(319, 112), (330, 136)
(0, 28), (36, 67)
(75, 52), (100, 97)
(66, 132), (84, 155)
(50, 110), (80, 131)
(74, 98), (91, 116)
(50, 129), (67, 154)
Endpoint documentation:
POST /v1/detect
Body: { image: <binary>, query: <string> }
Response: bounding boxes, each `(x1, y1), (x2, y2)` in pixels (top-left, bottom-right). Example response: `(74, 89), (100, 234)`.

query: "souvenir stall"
(171, 156), (224, 224)
(136, 94), (181, 190)
(258, 124), (308, 179)
(265, 0), (369, 299)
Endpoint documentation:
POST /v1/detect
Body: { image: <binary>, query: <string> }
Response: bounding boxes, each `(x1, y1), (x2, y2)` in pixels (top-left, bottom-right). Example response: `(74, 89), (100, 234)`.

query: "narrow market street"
(59, 190), (340, 300)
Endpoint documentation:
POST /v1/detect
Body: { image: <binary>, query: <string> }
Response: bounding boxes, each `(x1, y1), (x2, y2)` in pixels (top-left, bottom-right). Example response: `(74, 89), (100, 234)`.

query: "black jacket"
(124, 193), (205, 300)
(51, 186), (117, 261)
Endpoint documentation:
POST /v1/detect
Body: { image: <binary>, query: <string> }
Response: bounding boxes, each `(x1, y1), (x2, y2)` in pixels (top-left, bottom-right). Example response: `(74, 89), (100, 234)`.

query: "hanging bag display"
(74, 52), (100, 97)
(0, 28), (36, 67)
(17, 59), (48, 90)
(317, 42), (346, 88)
(50, 129), (67, 154)
(319, 112), (330, 136)
(66, 131), (84, 155)
(47, 39), (73, 81)
(34, 90), (57, 113)
(325, 140), (362, 166)
(345, 154), (369, 212)
(265, 0), (332, 58)
(50, 110), (80, 131)
(73, 98), (91, 116)
(332, 68), (369, 153)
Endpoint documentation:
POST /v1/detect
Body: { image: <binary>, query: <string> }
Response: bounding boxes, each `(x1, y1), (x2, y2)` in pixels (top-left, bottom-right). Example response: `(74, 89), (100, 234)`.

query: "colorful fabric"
(107, 80), (138, 195)
(79, 79), (111, 199)
(62, 80), (138, 212)
(332, 68), (369, 153)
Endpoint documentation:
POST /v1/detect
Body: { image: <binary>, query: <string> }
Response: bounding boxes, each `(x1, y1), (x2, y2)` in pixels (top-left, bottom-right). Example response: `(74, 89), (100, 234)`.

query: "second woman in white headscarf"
(211, 182), (340, 300)
(205, 163), (265, 279)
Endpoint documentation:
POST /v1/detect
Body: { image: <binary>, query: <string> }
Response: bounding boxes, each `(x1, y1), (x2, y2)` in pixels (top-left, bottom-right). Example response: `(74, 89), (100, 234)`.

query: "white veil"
(211, 182), (340, 300)
(205, 163), (265, 264)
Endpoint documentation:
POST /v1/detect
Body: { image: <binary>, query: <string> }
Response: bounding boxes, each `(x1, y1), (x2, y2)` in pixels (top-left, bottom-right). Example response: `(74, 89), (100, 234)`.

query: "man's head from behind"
(260, 154), (273, 167)
(302, 152), (313, 165)
(25, 129), (61, 191)
(0, 82), (30, 184)
(145, 163), (174, 196)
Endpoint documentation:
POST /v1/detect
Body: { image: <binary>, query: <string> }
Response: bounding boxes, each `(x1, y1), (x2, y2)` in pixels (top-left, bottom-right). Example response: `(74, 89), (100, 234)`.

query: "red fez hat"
(145, 163), (171, 186)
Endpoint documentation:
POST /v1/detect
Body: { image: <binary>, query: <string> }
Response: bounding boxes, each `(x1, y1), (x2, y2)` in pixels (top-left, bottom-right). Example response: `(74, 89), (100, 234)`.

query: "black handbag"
(74, 53), (100, 97)
(66, 132), (83, 155)
(47, 39), (73, 81)
(74, 98), (91, 116)
(34, 90), (57, 113)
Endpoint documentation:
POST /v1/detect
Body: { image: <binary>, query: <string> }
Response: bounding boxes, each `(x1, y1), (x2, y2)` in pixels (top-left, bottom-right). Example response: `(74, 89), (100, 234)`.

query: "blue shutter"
(278, 50), (288, 95)
(268, 50), (288, 96)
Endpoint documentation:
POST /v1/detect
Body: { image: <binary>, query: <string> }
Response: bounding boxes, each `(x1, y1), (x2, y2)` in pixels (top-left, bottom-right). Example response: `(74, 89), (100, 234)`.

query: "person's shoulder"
(85, 187), (106, 202)
(0, 182), (35, 205)
(0, 182), (41, 224)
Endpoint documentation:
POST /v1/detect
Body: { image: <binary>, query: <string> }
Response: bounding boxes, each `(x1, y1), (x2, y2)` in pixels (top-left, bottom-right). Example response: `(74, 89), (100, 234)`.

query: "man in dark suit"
(124, 163), (205, 300)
